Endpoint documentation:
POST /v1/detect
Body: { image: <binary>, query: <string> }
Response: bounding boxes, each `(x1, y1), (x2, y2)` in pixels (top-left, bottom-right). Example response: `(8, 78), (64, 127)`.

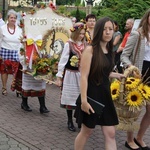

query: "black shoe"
(40, 107), (50, 114)
(125, 141), (142, 150)
(134, 138), (150, 150)
(67, 121), (76, 132)
(21, 103), (32, 112)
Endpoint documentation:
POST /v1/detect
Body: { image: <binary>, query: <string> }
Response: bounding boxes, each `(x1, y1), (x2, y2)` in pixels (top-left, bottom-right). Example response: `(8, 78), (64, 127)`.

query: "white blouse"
(0, 24), (22, 50)
(144, 38), (150, 61)
(56, 42), (70, 78)
(56, 40), (83, 78)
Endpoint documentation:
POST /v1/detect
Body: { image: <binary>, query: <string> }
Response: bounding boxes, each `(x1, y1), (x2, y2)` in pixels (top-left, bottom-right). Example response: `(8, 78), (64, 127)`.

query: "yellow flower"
(126, 90), (143, 107)
(125, 77), (140, 90)
(71, 56), (78, 59)
(110, 80), (120, 100)
(70, 62), (76, 67)
(70, 55), (79, 67)
(138, 83), (150, 100)
(54, 54), (59, 59)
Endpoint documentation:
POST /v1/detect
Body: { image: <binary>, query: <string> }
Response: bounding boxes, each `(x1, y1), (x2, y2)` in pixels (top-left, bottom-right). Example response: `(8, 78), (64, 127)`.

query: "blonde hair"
(70, 22), (86, 41)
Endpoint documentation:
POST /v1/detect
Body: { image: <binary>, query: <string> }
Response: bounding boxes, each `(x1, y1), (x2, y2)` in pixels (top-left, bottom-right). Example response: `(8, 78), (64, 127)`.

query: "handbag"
(87, 96), (105, 116)
(76, 95), (105, 116)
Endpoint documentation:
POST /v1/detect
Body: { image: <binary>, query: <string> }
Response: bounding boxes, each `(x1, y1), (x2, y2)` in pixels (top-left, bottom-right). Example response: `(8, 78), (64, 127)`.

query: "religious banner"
(20, 1), (73, 81)
(23, 3), (72, 56)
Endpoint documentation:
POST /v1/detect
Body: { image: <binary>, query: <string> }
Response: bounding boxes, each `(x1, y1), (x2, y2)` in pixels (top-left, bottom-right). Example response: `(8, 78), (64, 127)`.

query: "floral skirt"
(0, 59), (20, 75)
(11, 63), (22, 92)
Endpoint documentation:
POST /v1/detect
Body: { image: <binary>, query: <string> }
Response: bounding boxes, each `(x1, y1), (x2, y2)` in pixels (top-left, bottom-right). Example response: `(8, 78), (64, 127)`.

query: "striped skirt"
(60, 69), (80, 110)
(22, 73), (46, 98)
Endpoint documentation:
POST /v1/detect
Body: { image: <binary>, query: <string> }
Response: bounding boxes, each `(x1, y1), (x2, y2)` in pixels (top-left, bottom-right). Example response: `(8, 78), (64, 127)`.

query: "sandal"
(2, 88), (7, 96)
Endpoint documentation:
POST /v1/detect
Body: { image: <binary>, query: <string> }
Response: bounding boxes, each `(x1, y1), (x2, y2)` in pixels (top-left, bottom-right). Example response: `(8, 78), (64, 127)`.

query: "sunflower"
(110, 80), (120, 100)
(125, 90), (143, 111)
(138, 83), (150, 100)
(125, 77), (140, 90)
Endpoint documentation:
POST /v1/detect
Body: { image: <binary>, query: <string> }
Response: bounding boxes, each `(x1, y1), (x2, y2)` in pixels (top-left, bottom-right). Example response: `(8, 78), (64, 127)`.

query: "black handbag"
(76, 95), (105, 116)
(87, 96), (105, 116)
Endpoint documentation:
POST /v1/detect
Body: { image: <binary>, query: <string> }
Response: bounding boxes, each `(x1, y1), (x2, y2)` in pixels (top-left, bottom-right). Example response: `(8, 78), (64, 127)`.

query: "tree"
(71, 7), (86, 21)
(93, 0), (150, 34)
(75, 7), (80, 21)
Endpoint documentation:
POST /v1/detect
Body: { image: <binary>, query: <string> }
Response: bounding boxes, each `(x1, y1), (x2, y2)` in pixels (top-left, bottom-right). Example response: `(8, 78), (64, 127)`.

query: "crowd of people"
(0, 8), (150, 150)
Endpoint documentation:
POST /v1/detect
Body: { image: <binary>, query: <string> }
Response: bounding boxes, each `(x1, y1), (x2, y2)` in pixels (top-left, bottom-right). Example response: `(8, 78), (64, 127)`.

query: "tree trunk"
(33, 0), (37, 5)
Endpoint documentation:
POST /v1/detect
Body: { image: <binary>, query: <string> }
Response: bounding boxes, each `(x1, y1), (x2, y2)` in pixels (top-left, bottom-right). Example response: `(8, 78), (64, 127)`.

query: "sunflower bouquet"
(111, 66), (150, 131)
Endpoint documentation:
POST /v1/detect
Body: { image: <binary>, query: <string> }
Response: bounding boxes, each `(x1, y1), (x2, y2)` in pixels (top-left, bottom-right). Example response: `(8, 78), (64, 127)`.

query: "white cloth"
(26, 34), (42, 69)
(0, 24), (22, 50)
(19, 54), (27, 70)
(22, 73), (46, 90)
(144, 38), (150, 61)
(61, 70), (80, 106)
(19, 34), (42, 70)
(56, 42), (70, 78)
(0, 18), (5, 27)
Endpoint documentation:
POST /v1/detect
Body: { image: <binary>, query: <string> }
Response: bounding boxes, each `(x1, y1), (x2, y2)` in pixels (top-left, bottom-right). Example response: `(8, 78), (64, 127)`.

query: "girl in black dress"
(74, 17), (124, 150)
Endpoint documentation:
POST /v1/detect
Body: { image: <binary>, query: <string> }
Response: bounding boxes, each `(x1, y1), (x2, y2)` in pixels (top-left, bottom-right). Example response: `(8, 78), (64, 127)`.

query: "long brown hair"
(89, 17), (114, 85)
(138, 9), (150, 41)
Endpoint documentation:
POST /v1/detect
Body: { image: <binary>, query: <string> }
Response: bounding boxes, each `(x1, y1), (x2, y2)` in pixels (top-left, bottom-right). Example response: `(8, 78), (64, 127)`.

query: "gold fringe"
(114, 100), (141, 131)
(116, 122), (140, 131)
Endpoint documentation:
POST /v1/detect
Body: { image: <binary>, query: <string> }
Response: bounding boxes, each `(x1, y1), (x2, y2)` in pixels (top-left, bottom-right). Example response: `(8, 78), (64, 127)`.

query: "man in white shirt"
(0, 12), (5, 27)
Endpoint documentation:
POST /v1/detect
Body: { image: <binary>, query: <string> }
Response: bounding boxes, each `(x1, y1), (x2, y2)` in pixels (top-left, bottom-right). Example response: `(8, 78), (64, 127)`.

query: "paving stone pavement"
(0, 76), (149, 150)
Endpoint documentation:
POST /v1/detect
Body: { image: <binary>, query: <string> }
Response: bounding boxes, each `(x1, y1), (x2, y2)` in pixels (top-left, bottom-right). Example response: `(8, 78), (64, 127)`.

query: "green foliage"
(76, 7), (80, 21)
(56, 0), (66, 5)
(70, 8), (86, 22)
(75, 0), (81, 6)
(93, 0), (150, 34)
(56, 5), (67, 14)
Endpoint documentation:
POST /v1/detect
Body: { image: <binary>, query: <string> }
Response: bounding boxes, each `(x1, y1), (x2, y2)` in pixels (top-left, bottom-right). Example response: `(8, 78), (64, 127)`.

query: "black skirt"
(74, 80), (119, 129)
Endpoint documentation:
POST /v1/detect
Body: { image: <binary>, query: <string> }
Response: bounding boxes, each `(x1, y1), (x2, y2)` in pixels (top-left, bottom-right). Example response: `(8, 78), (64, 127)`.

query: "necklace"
(7, 24), (15, 35)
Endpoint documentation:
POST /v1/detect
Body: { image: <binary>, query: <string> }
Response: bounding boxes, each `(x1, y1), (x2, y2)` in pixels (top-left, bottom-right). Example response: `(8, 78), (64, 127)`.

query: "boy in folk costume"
(85, 14), (96, 44)
(56, 22), (87, 132)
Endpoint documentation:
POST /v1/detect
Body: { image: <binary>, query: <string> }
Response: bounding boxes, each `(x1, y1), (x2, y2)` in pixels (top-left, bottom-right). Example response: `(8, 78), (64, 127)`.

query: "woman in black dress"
(74, 17), (124, 150)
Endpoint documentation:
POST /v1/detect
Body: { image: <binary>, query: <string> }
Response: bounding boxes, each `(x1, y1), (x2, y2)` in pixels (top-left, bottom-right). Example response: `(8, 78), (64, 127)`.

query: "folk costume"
(19, 34), (49, 113)
(85, 30), (92, 44)
(0, 24), (22, 95)
(56, 39), (86, 131)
